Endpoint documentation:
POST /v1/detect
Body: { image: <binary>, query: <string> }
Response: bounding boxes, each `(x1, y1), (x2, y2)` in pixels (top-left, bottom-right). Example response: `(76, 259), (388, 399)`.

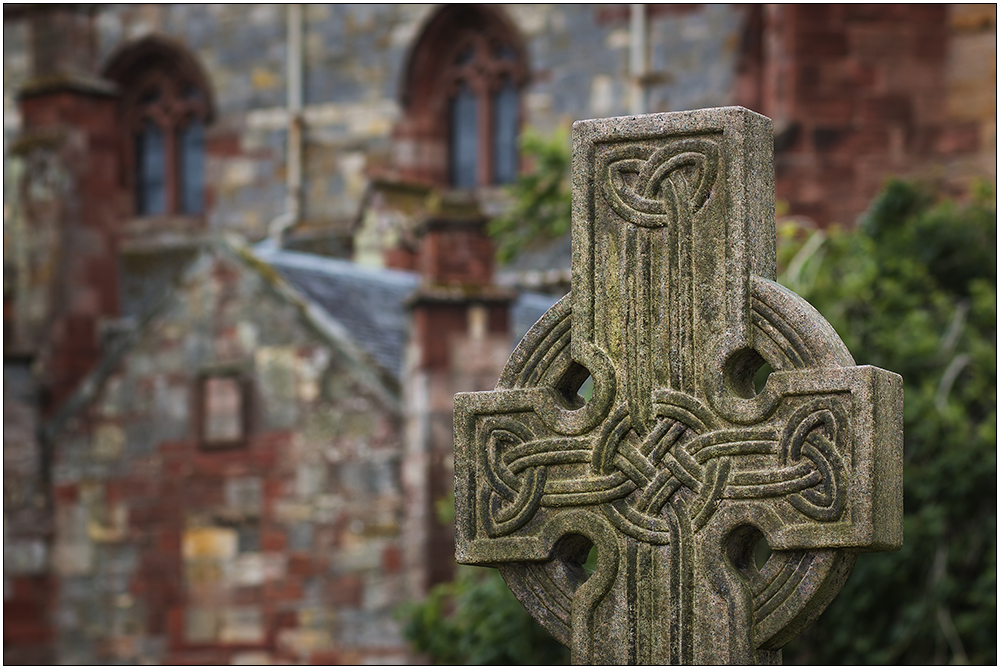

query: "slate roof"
(253, 246), (559, 381)
(511, 291), (562, 349)
(254, 247), (420, 380)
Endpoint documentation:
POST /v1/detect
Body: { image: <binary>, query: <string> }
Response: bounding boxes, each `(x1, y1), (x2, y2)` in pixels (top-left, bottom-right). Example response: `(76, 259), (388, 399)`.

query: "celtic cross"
(454, 108), (902, 664)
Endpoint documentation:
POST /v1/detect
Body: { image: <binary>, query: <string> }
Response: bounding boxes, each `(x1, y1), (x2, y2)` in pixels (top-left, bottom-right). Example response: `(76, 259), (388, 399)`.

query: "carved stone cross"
(454, 107), (902, 665)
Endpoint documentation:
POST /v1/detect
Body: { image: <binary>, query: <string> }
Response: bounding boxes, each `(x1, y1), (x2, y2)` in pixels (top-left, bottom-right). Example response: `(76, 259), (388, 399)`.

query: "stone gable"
(45, 245), (410, 664)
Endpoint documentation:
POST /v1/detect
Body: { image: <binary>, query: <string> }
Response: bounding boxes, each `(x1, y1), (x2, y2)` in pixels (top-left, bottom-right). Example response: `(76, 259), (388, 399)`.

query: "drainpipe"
(629, 3), (648, 116)
(268, 3), (304, 246)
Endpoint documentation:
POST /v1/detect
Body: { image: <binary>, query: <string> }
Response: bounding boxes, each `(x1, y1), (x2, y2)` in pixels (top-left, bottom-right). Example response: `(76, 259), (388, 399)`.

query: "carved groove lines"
(668, 497), (693, 664)
(614, 139), (716, 426)
(626, 541), (638, 664)
(750, 551), (812, 620)
(528, 563), (573, 638)
(625, 541), (663, 664)
(506, 296), (573, 388)
(672, 167), (696, 396)
(626, 227), (654, 435)
(751, 296), (809, 369)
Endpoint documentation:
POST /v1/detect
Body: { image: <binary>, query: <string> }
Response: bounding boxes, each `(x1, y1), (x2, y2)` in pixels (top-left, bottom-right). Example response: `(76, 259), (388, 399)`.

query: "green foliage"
(780, 180), (996, 665)
(488, 126), (572, 264)
(398, 566), (570, 665)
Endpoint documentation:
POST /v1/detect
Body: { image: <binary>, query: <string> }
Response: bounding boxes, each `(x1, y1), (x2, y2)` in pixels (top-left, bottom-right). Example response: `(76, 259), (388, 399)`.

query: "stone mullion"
(478, 78), (495, 187)
(164, 118), (179, 215)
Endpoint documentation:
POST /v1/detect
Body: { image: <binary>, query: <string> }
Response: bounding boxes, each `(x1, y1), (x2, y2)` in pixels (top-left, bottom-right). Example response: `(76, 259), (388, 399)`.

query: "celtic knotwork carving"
(599, 138), (719, 228)
(480, 393), (851, 544)
(779, 400), (849, 521)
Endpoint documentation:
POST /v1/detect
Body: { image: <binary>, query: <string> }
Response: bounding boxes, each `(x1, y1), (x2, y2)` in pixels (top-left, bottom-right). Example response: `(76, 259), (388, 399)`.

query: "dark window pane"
(455, 46), (474, 66)
(135, 120), (165, 215)
(203, 376), (244, 443)
(493, 79), (519, 185)
(179, 119), (205, 215)
(139, 86), (160, 105)
(494, 43), (517, 61)
(450, 81), (478, 188)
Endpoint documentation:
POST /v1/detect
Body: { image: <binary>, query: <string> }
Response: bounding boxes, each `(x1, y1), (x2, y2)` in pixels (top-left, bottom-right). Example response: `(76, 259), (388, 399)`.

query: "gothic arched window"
(104, 37), (214, 217)
(398, 6), (528, 189)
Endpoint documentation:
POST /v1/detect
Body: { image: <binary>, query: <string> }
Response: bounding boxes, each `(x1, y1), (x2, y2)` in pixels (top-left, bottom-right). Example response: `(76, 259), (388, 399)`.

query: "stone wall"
(944, 4), (997, 188)
(3, 4), (994, 243)
(44, 248), (409, 664)
(742, 4), (996, 227)
(3, 4), (744, 244)
(13, 88), (127, 411)
(3, 359), (55, 665)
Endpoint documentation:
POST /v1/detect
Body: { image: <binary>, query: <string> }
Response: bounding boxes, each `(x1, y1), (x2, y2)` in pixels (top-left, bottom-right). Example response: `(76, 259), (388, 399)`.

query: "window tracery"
(398, 6), (528, 189)
(104, 37), (213, 217)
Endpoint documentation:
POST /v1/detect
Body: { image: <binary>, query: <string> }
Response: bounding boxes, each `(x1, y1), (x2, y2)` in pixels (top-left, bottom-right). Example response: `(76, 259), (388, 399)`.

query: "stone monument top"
(454, 107), (903, 664)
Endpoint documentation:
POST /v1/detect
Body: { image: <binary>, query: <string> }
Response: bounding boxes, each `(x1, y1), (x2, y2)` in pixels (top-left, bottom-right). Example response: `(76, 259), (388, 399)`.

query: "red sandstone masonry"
(733, 4), (991, 227)
(18, 88), (126, 412)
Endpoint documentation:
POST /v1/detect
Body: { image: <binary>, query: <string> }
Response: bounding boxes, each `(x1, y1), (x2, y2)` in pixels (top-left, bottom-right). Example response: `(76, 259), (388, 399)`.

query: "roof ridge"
(225, 235), (403, 414)
(253, 244), (420, 286)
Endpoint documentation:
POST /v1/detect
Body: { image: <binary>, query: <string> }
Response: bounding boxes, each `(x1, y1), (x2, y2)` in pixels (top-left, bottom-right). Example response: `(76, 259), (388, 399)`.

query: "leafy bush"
(488, 127), (572, 264)
(781, 180), (996, 665)
(398, 566), (569, 665)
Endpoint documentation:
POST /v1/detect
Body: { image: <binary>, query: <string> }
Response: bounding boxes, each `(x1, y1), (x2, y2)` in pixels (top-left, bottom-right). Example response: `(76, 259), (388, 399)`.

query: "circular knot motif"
(598, 138), (720, 228)
(778, 400), (850, 521)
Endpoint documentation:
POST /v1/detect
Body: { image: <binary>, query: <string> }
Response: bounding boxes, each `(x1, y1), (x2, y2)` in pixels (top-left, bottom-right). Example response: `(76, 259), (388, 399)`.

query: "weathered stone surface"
(455, 107), (903, 664)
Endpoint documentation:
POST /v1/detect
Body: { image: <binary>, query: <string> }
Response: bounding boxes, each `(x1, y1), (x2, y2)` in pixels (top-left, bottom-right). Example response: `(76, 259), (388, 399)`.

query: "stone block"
(261, 529), (287, 552)
(276, 627), (333, 657)
(936, 122), (981, 154)
(380, 544), (402, 574)
(334, 609), (403, 648)
(325, 574), (363, 606)
(264, 576), (303, 602)
(219, 606), (265, 644)
(53, 506), (93, 576)
(182, 527), (237, 561)
(255, 346), (300, 428)
(184, 607), (219, 643)
(231, 651), (274, 665)
(862, 94), (914, 125)
(361, 573), (405, 611)
(4, 539), (48, 574)
(273, 500), (312, 523)
(226, 552), (265, 587)
(287, 552), (318, 577)
(87, 502), (127, 543)
(297, 605), (337, 630)
(225, 477), (263, 517)
(184, 559), (224, 588)
(236, 525), (260, 553)
(295, 463), (327, 498)
(90, 423), (124, 461)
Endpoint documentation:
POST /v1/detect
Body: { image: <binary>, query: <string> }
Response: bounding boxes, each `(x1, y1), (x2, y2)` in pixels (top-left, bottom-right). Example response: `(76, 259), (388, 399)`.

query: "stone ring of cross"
(455, 108), (903, 665)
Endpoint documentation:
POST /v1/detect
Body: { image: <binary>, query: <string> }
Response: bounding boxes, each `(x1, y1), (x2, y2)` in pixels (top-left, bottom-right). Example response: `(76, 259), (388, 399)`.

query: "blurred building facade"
(2, 4), (995, 664)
